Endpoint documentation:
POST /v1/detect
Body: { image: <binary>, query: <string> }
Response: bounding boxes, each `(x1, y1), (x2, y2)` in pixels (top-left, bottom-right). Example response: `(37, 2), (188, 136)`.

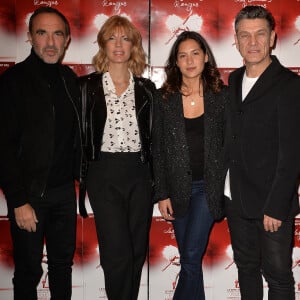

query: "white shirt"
(224, 72), (259, 199)
(101, 71), (141, 152)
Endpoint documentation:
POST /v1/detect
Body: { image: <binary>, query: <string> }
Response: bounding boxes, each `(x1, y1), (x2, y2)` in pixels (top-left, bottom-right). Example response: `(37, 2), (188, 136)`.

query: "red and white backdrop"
(0, 0), (300, 299)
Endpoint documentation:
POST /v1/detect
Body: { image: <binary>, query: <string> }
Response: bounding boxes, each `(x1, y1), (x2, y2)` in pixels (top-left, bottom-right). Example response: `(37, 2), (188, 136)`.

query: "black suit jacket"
(225, 55), (300, 221)
(153, 87), (228, 220)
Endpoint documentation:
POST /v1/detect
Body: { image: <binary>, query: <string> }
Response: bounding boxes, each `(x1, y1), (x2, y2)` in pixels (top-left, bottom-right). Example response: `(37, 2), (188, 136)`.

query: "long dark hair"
(161, 31), (223, 98)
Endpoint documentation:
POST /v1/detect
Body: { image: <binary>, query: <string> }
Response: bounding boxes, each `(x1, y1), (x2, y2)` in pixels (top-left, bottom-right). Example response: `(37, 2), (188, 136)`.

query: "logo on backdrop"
(102, 1), (127, 14)
(165, 11), (203, 44)
(33, 0), (59, 7)
(234, 0), (273, 9)
(174, 0), (202, 12)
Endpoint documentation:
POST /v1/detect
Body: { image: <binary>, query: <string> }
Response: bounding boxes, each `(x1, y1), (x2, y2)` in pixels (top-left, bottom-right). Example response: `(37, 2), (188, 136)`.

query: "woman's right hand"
(158, 198), (175, 221)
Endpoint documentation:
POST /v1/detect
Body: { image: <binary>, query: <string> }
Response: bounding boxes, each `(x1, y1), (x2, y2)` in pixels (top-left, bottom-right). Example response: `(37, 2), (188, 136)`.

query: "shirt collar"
(103, 71), (134, 95)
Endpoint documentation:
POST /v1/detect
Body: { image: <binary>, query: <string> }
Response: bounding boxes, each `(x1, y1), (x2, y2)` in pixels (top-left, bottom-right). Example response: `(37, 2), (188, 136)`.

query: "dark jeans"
(86, 152), (153, 300)
(172, 180), (214, 300)
(10, 182), (77, 300)
(226, 199), (295, 300)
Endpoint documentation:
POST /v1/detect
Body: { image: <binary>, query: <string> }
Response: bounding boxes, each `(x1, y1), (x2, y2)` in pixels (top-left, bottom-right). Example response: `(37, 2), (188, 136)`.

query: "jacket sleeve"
(63, 68), (82, 182)
(152, 90), (169, 202)
(264, 75), (300, 220)
(0, 70), (28, 209)
(77, 76), (89, 218)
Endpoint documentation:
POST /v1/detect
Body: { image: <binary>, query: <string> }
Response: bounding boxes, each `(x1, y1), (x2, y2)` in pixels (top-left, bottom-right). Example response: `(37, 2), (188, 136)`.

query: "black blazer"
(225, 55), (300, 221)
(153, 87), (228, 220)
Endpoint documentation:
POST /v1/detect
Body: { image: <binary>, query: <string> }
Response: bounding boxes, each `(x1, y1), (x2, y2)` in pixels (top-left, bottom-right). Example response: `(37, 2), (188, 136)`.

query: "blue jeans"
(172, 180), (214, 300)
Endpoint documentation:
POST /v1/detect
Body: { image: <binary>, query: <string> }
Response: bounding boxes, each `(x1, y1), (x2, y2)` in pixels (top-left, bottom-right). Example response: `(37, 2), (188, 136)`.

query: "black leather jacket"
(78, 72), (156, 215)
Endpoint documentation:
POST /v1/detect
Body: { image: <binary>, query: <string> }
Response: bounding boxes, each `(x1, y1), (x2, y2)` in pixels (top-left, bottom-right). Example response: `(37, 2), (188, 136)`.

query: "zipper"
(62, 76), (85, 183)
(89, 96), (96, 160)
(137, 81), (153, 162)
(40, 93), (56, 198)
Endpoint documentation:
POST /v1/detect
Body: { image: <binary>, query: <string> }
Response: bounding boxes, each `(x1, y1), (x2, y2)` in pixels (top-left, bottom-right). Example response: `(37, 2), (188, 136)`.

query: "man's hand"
(158, 198), (175, 221)
(263, 214), (282, 232)
(14, 203), (38, 232)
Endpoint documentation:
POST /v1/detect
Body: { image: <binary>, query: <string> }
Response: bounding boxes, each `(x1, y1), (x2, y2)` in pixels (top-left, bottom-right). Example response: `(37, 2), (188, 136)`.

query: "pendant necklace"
(190, 93), (204, 106)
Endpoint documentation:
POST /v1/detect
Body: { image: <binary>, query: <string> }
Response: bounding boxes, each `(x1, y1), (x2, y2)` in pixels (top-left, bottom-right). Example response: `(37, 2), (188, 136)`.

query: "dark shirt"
(184, 114), (204, 180)
(33, 52), (75, 188)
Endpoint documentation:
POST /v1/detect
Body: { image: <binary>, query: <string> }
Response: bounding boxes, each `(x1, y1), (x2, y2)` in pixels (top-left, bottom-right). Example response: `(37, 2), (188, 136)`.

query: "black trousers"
(10, 182), (77, 300)
(87, 152), (153, 300)
(225, 199), (295, 300)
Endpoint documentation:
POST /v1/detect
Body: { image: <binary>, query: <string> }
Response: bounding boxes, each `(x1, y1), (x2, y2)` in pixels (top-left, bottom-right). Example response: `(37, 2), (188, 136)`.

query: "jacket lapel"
(134, 78), (148, 117)
(242, 56), (283, 105)
(203, 91), (217, 163)
(231, 67), (244, 107)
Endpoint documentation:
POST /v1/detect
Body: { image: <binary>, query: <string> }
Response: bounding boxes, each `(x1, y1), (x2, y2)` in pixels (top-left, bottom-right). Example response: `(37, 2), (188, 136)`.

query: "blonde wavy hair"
(92, 15), (146, 76)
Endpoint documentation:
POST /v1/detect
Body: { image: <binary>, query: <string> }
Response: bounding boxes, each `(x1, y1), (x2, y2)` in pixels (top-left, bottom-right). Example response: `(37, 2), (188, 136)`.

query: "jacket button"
(237, 110), (243, 115)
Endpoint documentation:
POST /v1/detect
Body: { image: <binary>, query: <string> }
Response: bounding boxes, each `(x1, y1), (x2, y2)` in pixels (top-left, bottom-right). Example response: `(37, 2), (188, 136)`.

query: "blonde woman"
(79, 15), (156, 300)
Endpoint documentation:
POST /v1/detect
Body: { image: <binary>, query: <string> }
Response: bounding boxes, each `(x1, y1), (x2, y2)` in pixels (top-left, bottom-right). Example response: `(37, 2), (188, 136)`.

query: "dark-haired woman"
(153, 31), (228, 300)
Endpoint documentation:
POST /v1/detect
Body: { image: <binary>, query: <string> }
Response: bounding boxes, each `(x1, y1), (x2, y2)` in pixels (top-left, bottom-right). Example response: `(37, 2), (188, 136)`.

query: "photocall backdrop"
(0, 0), (300, 299)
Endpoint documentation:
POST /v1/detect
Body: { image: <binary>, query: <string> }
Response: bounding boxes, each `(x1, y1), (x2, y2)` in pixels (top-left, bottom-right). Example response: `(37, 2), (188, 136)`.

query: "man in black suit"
(224, 5), (300, 300)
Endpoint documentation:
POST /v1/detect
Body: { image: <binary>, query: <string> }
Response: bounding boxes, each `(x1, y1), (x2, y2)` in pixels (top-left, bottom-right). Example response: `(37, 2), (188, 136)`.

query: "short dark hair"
(29, 7), (70, 36)
(234, 5), (275, 32)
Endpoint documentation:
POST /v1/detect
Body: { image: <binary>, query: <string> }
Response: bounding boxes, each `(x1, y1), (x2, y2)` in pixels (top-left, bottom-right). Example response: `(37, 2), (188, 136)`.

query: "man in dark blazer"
(224, 5), (300, 300)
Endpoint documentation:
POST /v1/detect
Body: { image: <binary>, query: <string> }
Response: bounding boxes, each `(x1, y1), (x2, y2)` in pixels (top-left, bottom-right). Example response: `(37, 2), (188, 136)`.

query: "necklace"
(189, 94), (203, 106)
